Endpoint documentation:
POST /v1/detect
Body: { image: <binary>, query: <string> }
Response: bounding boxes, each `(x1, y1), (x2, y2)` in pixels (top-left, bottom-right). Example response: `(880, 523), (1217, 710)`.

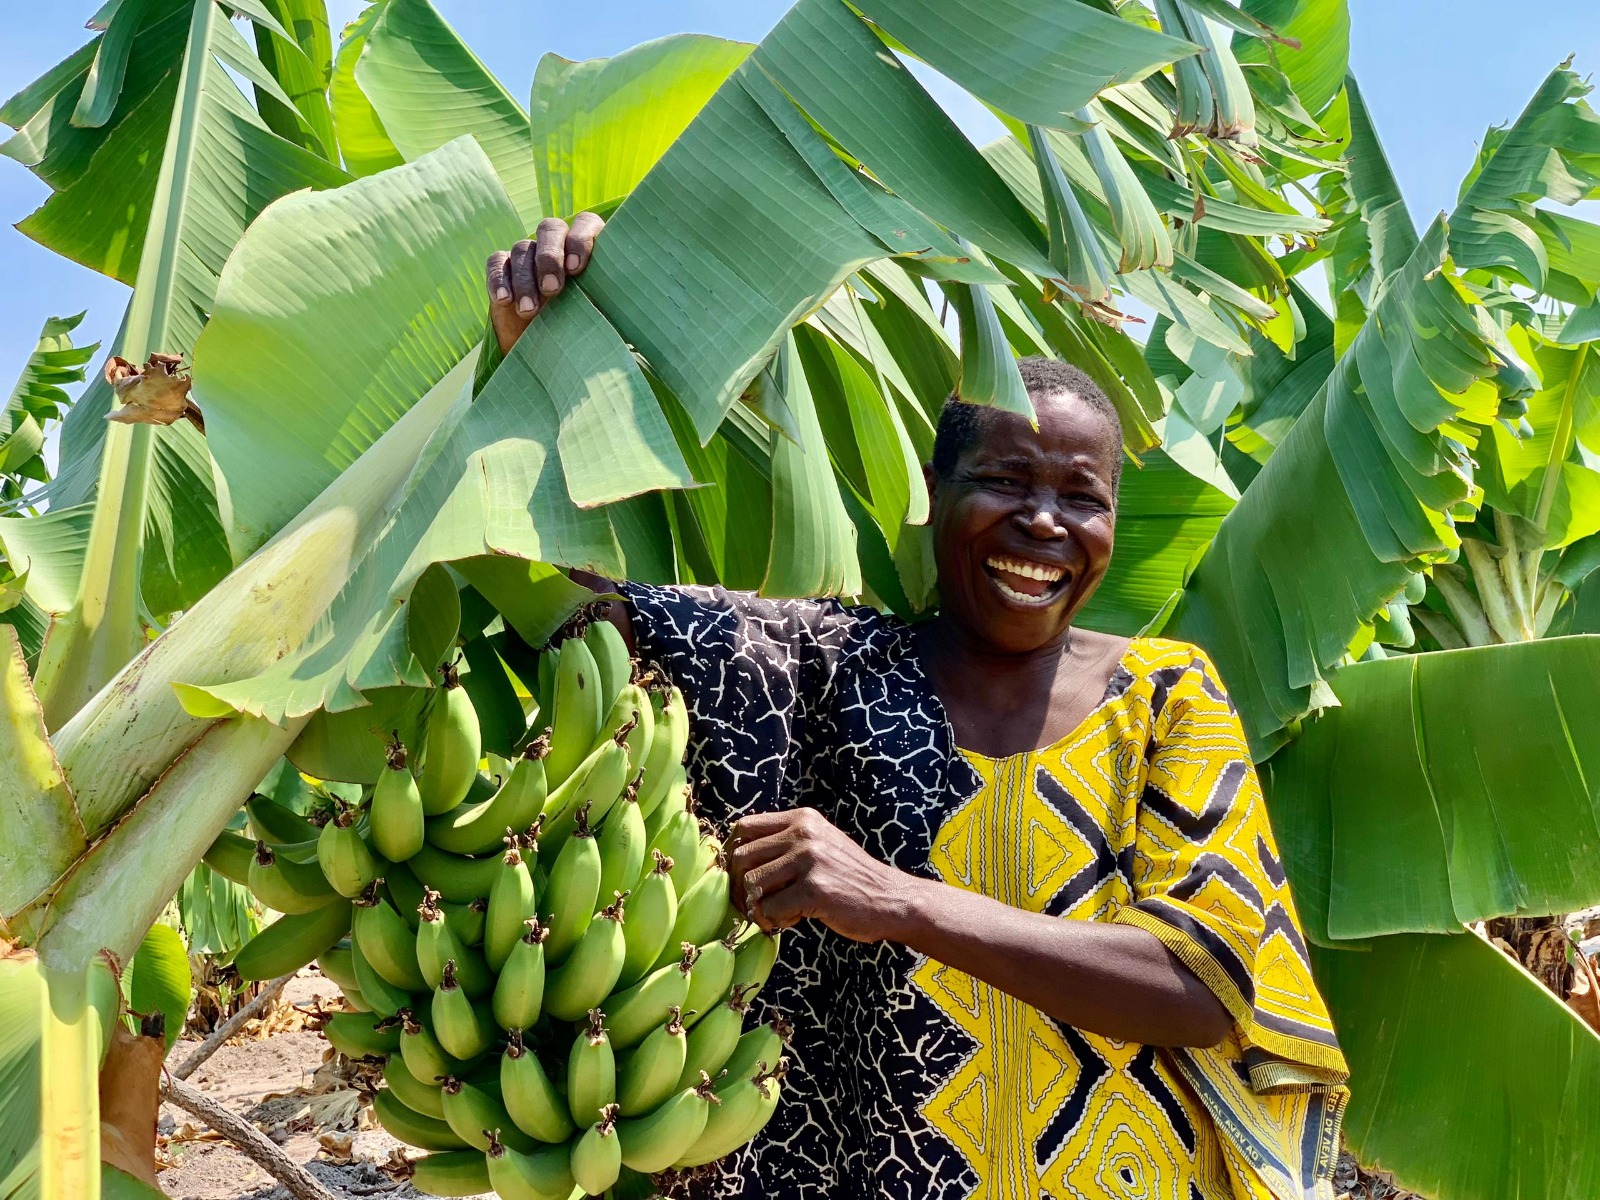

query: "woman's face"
(927, 390), (1119, 655)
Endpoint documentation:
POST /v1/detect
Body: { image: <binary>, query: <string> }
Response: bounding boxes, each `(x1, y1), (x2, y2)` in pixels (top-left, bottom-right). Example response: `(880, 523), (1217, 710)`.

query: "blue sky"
(3, 1), (1598, 403)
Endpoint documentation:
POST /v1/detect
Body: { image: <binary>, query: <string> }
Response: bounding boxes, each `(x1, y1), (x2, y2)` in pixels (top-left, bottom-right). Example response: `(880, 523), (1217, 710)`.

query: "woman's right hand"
(485, 212), (606, 356)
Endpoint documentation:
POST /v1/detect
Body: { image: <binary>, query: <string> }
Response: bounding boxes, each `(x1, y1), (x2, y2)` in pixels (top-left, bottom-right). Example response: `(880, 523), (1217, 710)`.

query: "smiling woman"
(496, 227), (1348, 1199)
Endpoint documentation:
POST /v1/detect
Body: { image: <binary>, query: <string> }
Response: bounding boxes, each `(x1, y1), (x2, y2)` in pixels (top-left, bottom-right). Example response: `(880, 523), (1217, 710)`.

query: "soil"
(155, 969), (492, 1200)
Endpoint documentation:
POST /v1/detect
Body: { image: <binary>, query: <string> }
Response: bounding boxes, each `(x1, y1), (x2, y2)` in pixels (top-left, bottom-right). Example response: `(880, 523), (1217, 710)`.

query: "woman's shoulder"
(1118, 636), (1233, 713)
(622, 581), (908, 653)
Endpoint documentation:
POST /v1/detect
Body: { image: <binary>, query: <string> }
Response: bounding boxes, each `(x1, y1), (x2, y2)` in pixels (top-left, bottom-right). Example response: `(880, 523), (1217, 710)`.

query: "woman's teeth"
(985, 556), (1064, 583)
(984, 556), (1066, 605)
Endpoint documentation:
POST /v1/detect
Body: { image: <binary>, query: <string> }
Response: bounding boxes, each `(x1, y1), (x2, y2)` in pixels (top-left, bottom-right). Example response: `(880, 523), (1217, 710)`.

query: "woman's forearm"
(883, 873), (1231, 1048)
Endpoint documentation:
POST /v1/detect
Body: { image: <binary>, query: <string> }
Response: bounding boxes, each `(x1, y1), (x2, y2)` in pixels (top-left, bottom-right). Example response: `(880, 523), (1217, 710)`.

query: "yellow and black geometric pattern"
(913, 638), (1348, 1200)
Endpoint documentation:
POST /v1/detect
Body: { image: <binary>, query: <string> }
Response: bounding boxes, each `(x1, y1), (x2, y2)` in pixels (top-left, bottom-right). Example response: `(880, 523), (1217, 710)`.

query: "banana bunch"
(219, 609), (788, 1197)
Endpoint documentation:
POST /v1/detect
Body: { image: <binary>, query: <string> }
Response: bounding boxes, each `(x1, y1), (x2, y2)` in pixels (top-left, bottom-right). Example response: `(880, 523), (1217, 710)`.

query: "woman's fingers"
(487, 247), (530, 356)
(508, 238), (540, 316)
(534, 217), (571, 298)
(566, 212), (604, 274)
(483, 213), (605, 357)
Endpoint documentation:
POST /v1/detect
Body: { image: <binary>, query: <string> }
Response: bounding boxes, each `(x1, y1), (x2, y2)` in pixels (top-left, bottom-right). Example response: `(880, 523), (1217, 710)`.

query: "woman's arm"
(727, 807), (1232, 1048)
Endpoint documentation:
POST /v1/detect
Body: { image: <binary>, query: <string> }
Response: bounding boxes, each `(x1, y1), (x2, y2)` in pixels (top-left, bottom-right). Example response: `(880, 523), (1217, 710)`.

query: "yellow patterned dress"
(911, 637), (1349, 1200)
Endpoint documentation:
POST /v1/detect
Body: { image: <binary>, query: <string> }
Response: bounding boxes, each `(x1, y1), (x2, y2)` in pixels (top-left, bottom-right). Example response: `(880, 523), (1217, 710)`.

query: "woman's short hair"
(930, 357), (1123, 482)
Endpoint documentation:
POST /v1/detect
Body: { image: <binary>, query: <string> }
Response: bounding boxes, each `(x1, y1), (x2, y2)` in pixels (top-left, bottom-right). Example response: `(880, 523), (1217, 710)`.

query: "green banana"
(538, 736), (630, 853)
(618, 851), (677, 989)
(384, 860), (427, 929)
(543, 893), (627, 1022)
(486, 838), (539, 972)
(670, 822), (719, 899)
(598, 682), (653, 786)
(485, 1131), (575, 1200)
(399, 1006), (474, 1087)
(384, 1053), (447, 1120)
(545, 636), (604, 788)
(644, 809), (699, 901)
(247, 840), (337, 914)
(447, 897), (489, 947)
(570, 1104), (622, 1196)
(567, 1008), (617, 1128)
(492, 918), (548, 1033)
(641, 763), (688, 842)
(351, 935), (415, 1018)
(502, 1030), (577, 1143)
(596, 778), (648, 906)
(419, 661), (482, 816)
(606, 944), (696, 1050)
(722, 1014), (793, 1087)
(636, 686), (689, 817)
(202, 829), (256, 885)
(425, 740), (549, 856)
(353, 884), (429, 991)
(731, 926), (781, 997)
(246, 793), (321, 847)
(417, 889), (494, 998)
(584, 617), (632, 721)
(615, 1074), (718, 1173)
(439, 1075), (539, 1153)
(673, 1061), (785, 1169)
(656, 858), (732, 968)
(318, 807), (380, 898)
(679, 985), (756, 1091)
(409, 841), (503, 904)
(341, 985), (370, 1012)
(532, 647), (557, 741)
(405, 1149), (492, 1197)
(539, 809), (602, 965)
(371, 737), (426, 862)
(432, 960), (496, 1060)
(372, 1087), (469, 1152)
(682, 933), (736, 1029)
(316, 944), (359, 994)
(235, 901), (352, 981)
(617, 1006), (688, 1116)
(323, 1010), (401, 1059)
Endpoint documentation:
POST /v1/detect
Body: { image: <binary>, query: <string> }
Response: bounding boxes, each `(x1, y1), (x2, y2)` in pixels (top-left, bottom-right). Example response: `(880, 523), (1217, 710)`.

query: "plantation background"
(5, 0), (1599, 396)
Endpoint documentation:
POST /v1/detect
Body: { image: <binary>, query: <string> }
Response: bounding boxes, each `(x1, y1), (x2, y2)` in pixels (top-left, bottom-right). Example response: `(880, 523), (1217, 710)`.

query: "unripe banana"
(644, 809), (699, 899)
(341, 985), (370, 1012)
(731, 926), (781, 997)
(202, 830), (256, 885)
(425, 739), (549, 856)
(404, 1148), (492, 1197)
(419, 661), (482, 816)
(722, 1014), (793, 1087)
(372, 1086), (469, 1152)
(248, 840), (338, 914)
(485, 1131), (575, 1200)
(543, 893), (627, 1022)
(673, 1060), (786, 1169)
(416, 888), (494, 997)
(432, 960), (496, 1060)
(371, 737), (426, 862)
(439, 1074), (539, 1153)
(636, 686), (689, 817)
(447, 897), (489, 947)
(492, 918), (548, 1032)
(641, 763), (689, 842)
(571, 1104), (622, 1196)
(606, 944), (695, 1050)
(323, 1010), (401, 1059)
(539, 810), (602, 965)
(409, 841), (502, 904)
(316, 944), (359, 994)
(682, 932), (736, 1029)
(246, 793), (321, 847)
(502, 1029), (577, 1143)
(383, 860), (427, 929)
(318, 807), (380, 899)
(546, 636), (604, 788)
(486, 838), (539, 972)
(617, 1006), (689, 1116)
(235, 900), (352, 981)
(532, 648), (558, 741)
(399, 1007), (472, 1088)
(598, 682), (653, 786)
(670, 821), (719, 899)
(384, 1053), (447, 1120)
(679, 984), (756, 1090)
(656, 858), (732, 968)
(585, 618), (632, 718)
(618, 851), (678, 989)
(353, 884), (429, 991)
(567, 1008), (617, 1128)
(351, 934), (415, 1018)
(615, 1074), (718, 1173)
(538, 736), (630, 853)
(597, 779), (648, 905)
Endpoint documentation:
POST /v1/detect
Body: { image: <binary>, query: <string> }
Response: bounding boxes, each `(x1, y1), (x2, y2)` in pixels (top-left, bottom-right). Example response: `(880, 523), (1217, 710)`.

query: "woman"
(487, 221), (1350, 1200)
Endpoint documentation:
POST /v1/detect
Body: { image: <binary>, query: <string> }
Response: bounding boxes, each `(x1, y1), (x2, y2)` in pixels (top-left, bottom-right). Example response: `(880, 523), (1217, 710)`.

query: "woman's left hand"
(726, 808), (916, 944)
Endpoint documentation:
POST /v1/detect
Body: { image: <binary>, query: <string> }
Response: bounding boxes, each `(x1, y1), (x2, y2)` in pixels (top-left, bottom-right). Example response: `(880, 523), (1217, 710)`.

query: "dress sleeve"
(1112, 649), (1348, 1082)
(620, 582), (857, 830)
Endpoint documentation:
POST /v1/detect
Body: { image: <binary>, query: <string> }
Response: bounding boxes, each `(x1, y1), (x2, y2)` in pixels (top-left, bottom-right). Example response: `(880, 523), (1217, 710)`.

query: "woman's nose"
(1018, 501), (1067, 540)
